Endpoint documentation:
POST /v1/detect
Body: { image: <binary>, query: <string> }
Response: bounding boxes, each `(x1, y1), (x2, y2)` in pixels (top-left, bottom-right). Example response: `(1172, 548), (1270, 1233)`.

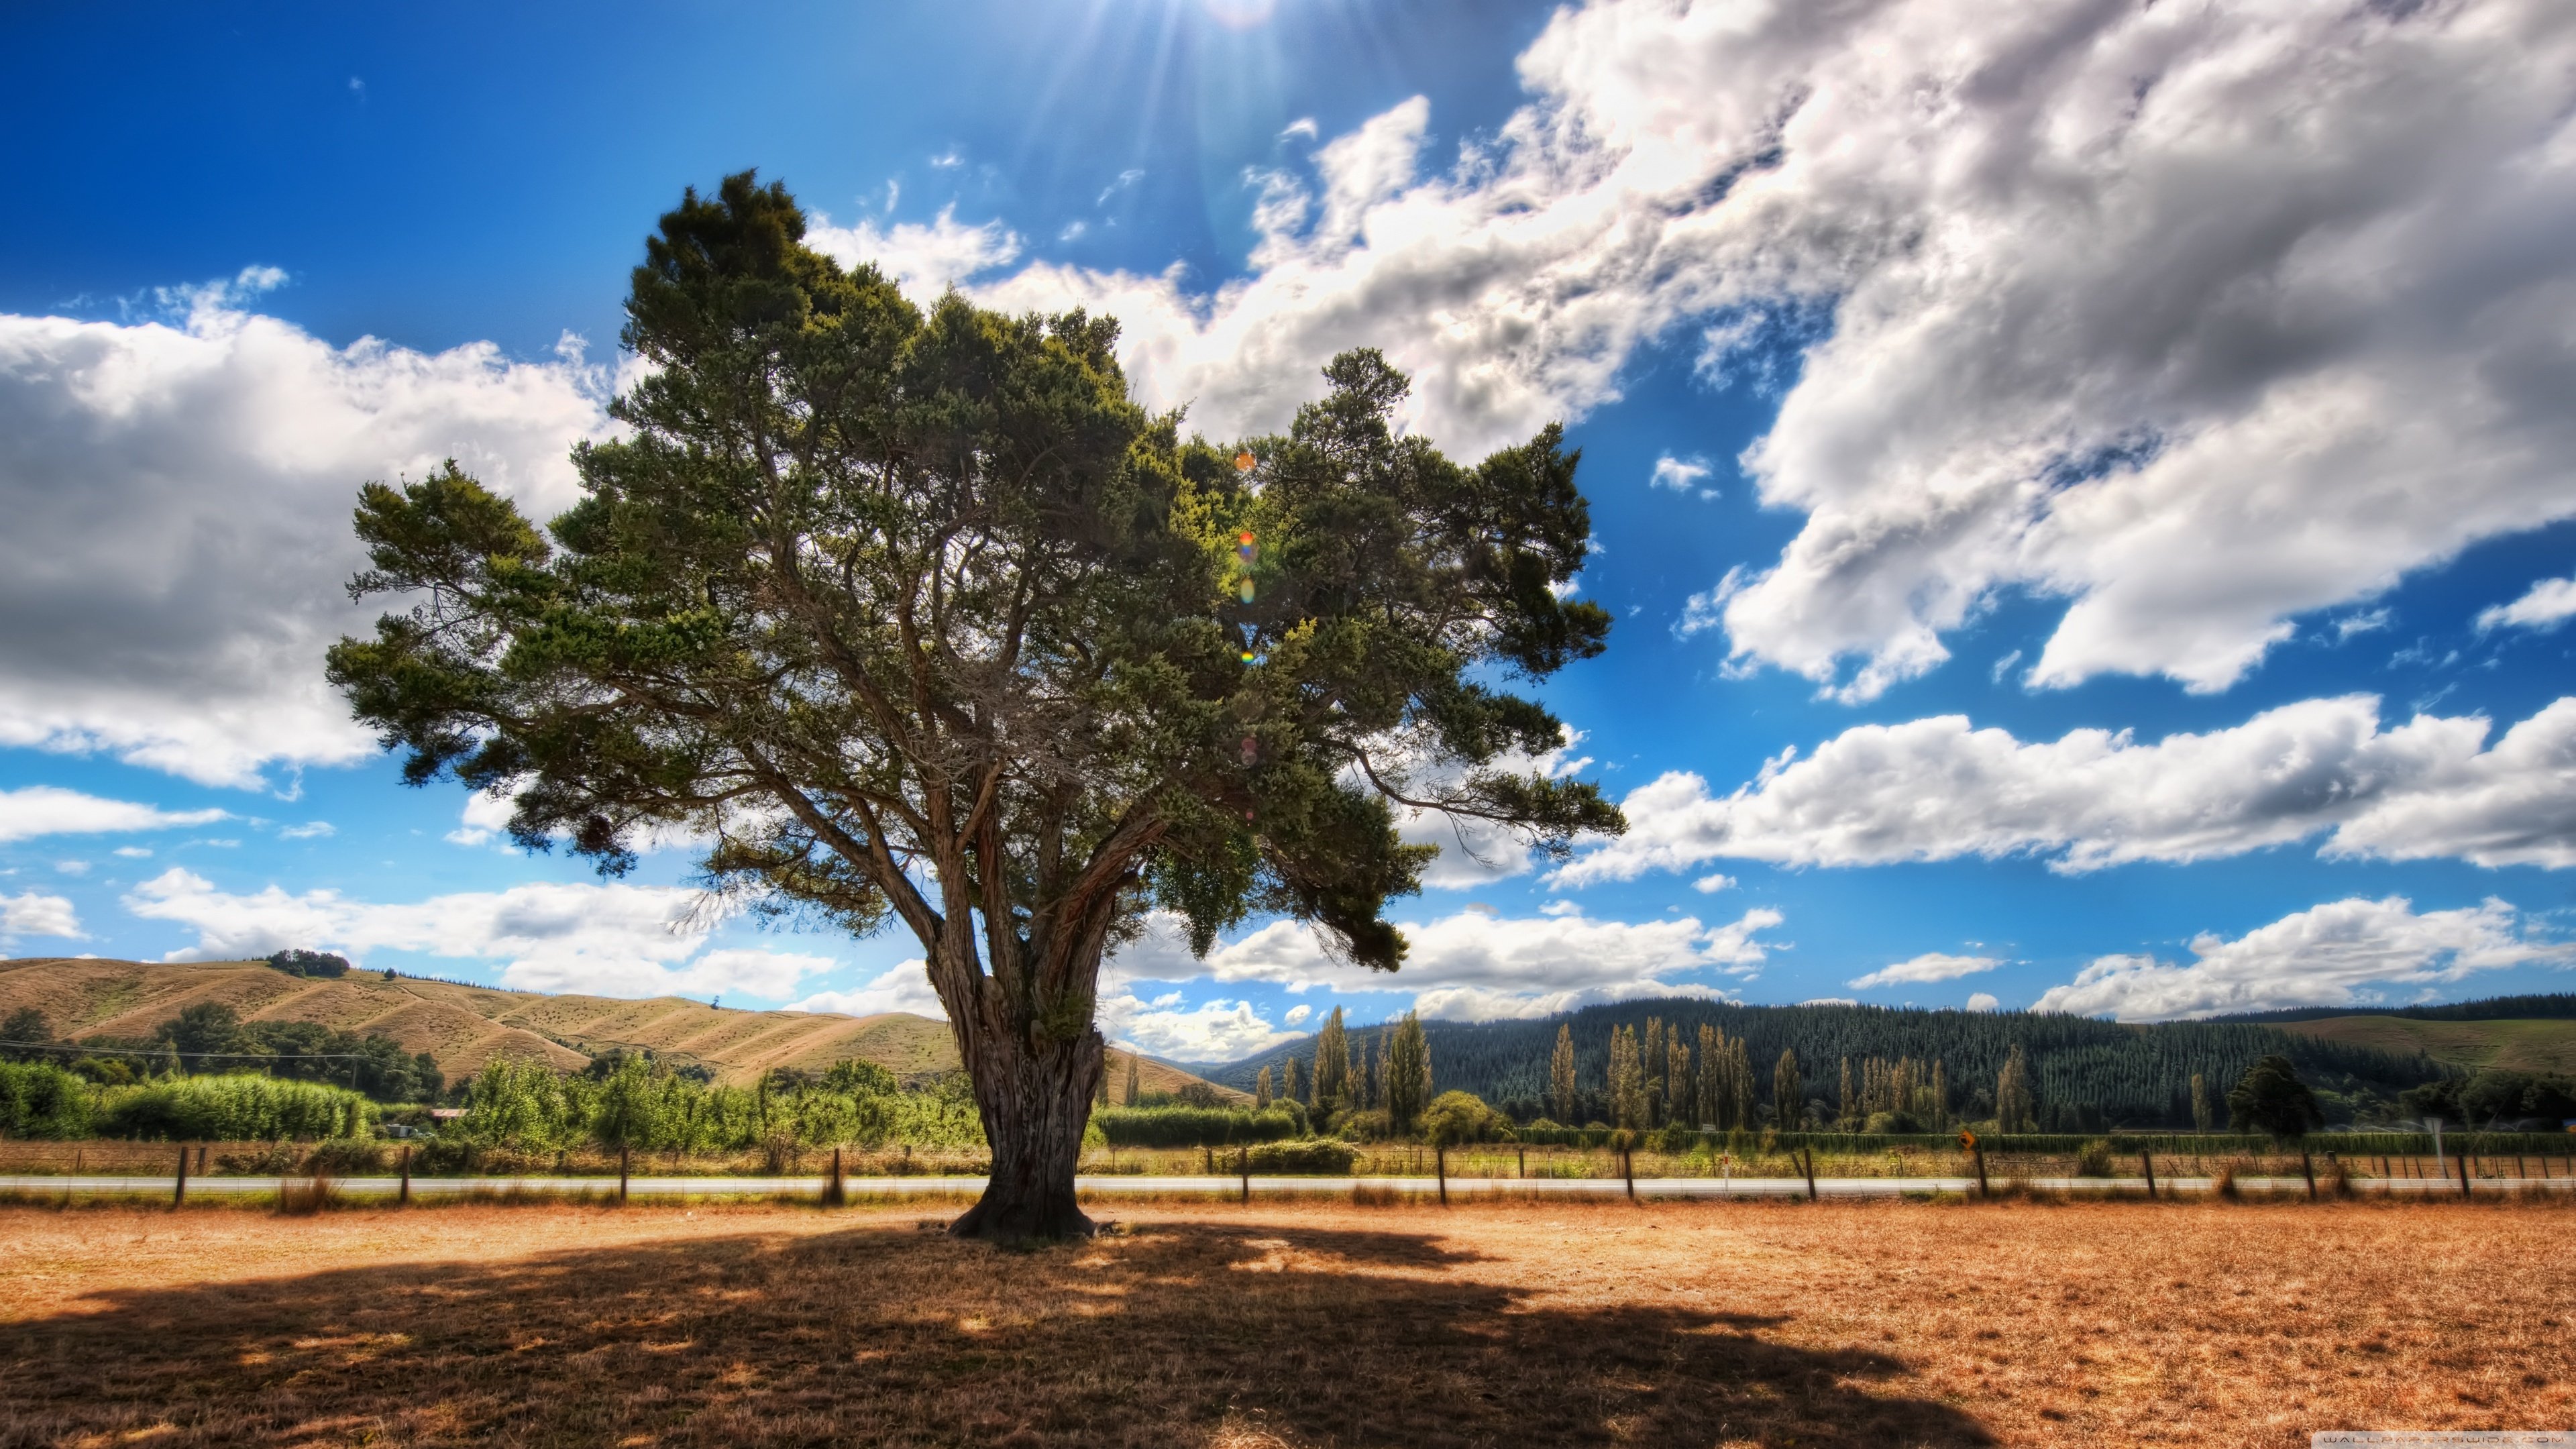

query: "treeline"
(2206, 994), (2576, 1024)
(448, 1055), (984, 1153)
(3, 1002), (441, 1104)
(0, 1059), (378, 1140)
(1206, 999), (2454, 1130)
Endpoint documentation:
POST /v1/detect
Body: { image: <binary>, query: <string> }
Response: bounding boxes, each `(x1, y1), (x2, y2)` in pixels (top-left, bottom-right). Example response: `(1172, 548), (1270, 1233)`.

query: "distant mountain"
(1200, 996), (2455, 1130)
(0, 956), (1242, 1098)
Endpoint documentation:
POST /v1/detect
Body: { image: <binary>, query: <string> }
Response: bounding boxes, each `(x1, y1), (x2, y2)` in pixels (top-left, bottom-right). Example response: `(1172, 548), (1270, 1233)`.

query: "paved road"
(5, 1172), (2565, 1201)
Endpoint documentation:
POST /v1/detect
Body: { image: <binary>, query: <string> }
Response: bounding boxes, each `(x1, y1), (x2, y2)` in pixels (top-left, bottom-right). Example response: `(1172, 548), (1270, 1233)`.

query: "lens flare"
(1234, 451), (1256, 472)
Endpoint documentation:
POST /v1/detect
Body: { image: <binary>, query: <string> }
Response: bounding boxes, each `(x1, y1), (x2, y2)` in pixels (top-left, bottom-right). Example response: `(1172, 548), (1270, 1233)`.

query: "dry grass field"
(0, 1197), (2565, 1448)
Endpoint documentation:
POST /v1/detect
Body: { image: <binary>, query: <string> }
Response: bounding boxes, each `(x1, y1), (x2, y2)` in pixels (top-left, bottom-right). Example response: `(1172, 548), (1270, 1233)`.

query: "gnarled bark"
(949, 1019), (1103, 1240)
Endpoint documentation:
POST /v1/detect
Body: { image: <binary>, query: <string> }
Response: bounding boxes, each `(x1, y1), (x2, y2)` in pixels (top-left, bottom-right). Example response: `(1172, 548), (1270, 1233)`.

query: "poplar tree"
(2191, 1071), (2213, 1131)
(1283, 1053), (1303, 1108)
(1254, 1065), (1273, 1109)
(1772, 1048), (1803, 1130)
(1695, 1022), (1719, 1128)
(1385, 1010), (1432, 1131)
(1313, 1007), (1351, 1112)
(323, 174), (1621, 1238)
(1838, 1056), (1856, 1129)
(1666, 1026), (1691, 1128)
(1996, 1044), (2035, 1133)
(1548, 1022), (1576, 1123)
(1124, 1053), (1141, 1108)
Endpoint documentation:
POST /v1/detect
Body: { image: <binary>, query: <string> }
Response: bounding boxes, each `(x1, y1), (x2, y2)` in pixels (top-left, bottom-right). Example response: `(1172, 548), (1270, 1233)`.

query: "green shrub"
(1421, 1090), (1512, 1144)
(0, 1059), (95, 1139)
(1656, 1121), (1701, 1155)
(101, 1074), (376, 1141)
(1091, 1104), (1303, 1148)
(1246, 1138), (1360, 1174)
(2075, 1138), (2114, 1177)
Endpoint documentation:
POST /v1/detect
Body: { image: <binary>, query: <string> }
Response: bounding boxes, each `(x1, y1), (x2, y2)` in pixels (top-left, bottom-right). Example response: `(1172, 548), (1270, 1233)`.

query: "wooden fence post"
(1239, 1146), (1249, 1204)
(1517, 1146), (1525, 1179)
(2300, 1146), (2316, 1201)
(1801, 1147), (1818, 1203)
(1623, 1148), (1635, 1201)
(2458, 1151), (2473, 1199)
(1974, 1142), (1988, 1197)
(1436, 1144), (1447, 1207)
(399, 1144), (412, 1205)
(2140, 1151), (2156, 1199)
(173, 1144), (188, 1208)
(824, 1145), (845, 1207)
(619, 1144), (631, 1205)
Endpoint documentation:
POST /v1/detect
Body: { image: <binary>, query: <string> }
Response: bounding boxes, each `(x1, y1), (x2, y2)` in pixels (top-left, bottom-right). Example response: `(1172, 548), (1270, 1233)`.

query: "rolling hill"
(2276, 1016), (2576, 1075)
(0, 957), (1242, 1099)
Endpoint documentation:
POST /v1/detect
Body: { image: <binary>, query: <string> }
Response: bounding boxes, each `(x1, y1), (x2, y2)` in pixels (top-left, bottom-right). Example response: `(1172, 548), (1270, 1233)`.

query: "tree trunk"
(948, 1012), (1104, 1242)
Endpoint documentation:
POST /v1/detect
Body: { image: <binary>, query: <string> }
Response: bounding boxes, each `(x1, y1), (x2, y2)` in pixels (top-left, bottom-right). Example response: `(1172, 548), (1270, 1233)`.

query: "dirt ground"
(0, 1196), (2565, 1447)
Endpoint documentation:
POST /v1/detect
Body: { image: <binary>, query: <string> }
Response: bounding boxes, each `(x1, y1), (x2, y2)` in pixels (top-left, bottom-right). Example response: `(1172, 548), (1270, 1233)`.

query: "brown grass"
(0, 1197), (2565, 1446)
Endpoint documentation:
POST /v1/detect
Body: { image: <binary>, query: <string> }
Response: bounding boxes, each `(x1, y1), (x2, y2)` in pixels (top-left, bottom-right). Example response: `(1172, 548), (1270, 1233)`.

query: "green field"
(2282, 1015), (2576, 1074)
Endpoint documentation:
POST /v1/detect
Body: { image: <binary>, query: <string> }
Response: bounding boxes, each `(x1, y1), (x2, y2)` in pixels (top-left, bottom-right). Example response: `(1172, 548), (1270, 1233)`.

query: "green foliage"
(264, 949), (352, 979)
(1092, 1103), (1305, 1148)
(1210, 998), (2455, 1130)
(2403, 1069), (2576, 1127)
(0, 1059), (95, 1138)
(2227, 1054), (2324, 1140)
(1244, 1136), (1360, 1173)
(1311, 1007), (1351, 1112)
(1419, 1089), (1509, 1144)
(452, 1056), (983, 1153)
(1385, 1011), (1432, 1130)
(1996, 1044), (2036, 1134)
(1, 1007), (54, 1059)
(139, 1004), (441, 1101)
(102, 1074), (377, 1141)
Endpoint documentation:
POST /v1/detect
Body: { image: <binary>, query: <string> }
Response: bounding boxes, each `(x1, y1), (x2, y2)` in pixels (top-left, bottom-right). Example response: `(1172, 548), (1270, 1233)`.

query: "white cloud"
(0, 786), (226, 843)
(0, 282), (607, 787)
(1283, 1003), (1312, 1026)
(1556, 694), (2576, 882)
(119, 867), (830, 1003)
(2031, 896), (2571, 1022)
(277, 821), (333, 840)
(790, 960), (945, 1020)
(111, 847), (152, 859)
(1690, 873), (1735, 894)
(0, 890), (83, 942)
(1102, 995), (1301, 1061)
(1110, 903), (1783, 1023)
(1848, 952), (2000, 990)
(2479, 575), (2576, 633)
(54, 860), (89, 876)
(446, 788), (519, 847)
(945, 0), (2576, 704)
(1649, 453), (1711, 492)
(804, 207), (1022, 308)
(1963, 992), (2000, 1013)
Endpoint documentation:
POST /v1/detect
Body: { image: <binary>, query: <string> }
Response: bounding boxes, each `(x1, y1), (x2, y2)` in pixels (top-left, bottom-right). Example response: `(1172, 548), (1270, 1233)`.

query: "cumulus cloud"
(1, 890), (83, 943)
(2479, 575), (2576, 633)
(1964, 992), (2000, 1013)
(1108, 902), (1782, 1022)
(2032, 896), (2571, 1021)
(119, 868), (833, 1002)
(1847, 952), (2000, 991)
(446, 788), (519, 847)
(1283, 1003), (1313, 1026)
(1649, 453), (1711, 492)
(804, 207), (1022, 307)
(1556, 694), (2576, 882)
(0, 278), (608, 787)
(1102, 995), (1303, 1062)
(792, 961), (948, 1020)
(952, 0), (2576, 704)
(0, 786), (226, 843)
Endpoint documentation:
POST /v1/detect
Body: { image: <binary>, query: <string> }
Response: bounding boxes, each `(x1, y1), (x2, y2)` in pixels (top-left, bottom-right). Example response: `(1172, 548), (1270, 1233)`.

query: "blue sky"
(4, 0), (2574, 1062)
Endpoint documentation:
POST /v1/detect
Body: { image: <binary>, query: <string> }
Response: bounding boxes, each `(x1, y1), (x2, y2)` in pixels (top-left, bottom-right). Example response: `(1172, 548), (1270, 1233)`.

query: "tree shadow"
(0, 1216), (1991, 1447)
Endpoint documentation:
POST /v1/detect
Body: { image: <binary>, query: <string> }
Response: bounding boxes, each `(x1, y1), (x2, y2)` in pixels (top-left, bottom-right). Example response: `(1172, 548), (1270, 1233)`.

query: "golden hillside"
(2279, 1014), (2576, 1076)
(0, 957), (1244, 1099)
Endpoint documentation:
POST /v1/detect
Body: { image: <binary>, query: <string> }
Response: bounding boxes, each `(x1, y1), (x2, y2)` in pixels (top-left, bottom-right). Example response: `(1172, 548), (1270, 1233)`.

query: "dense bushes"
(0, 1060), (95, 1138)
(1092, 1103), (1306, 1147)
(101, 1075), (377, 1141)
(1246, 1138), (1360, 1173)
(451, 1055), (984, 1154)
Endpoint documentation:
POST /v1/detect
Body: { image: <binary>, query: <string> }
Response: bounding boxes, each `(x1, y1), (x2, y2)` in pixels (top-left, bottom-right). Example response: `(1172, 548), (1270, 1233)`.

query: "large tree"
(326, 174), (1622, 1238)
